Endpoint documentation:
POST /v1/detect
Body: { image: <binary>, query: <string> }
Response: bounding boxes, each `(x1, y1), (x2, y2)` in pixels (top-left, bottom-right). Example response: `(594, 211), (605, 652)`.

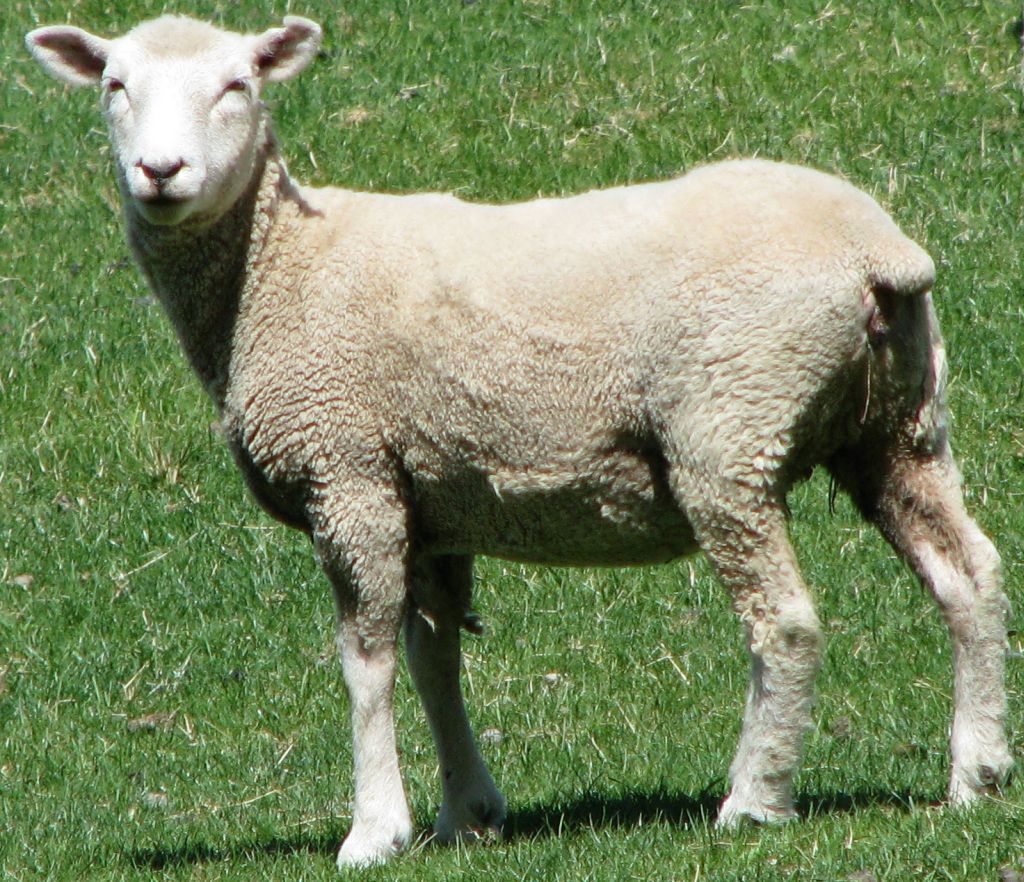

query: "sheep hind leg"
(405, 555), (506, 845)
(676, 483), (824, 826)
(838, 448), (1013, 805)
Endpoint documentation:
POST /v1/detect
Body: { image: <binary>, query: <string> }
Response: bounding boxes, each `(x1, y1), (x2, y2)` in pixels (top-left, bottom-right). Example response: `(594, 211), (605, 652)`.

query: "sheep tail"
(866, 239), (936, 301)
(862, 239), (948, 451)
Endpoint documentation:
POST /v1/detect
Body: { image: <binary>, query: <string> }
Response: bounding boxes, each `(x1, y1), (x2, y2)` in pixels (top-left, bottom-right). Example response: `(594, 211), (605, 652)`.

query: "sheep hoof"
(433, 794), (507, 845)
(948, 756), (1014, 807)
(716, 796), (797, 829)
(336, 827), (411, 869)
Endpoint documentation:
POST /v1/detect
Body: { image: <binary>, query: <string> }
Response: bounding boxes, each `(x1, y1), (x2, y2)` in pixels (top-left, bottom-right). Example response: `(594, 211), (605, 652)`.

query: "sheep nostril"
(138, 159), (185, 186)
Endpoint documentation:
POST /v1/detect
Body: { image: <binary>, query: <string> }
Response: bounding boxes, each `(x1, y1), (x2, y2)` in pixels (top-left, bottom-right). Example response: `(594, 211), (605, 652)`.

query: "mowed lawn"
(1, 1), (1022, 879)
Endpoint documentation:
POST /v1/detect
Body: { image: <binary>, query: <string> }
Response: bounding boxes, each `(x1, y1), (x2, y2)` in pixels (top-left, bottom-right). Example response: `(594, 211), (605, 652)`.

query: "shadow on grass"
(502, 785), (722, 841)
(797, 788), (922, 819)
(125, 787), (919, 868)
(502, 785), (919, 842)
(127, 827), (344, 870)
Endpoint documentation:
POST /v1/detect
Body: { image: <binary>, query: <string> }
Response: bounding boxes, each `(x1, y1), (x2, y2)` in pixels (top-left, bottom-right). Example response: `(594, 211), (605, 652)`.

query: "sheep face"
(25, 16), (321, 228)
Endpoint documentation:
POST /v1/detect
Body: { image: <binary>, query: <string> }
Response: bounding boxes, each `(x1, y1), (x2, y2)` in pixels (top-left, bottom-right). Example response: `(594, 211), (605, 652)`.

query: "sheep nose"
(138, 158), (185, 186)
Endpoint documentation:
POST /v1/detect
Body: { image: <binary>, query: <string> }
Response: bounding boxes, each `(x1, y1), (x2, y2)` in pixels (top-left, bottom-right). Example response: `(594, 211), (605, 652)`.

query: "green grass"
(2, 0), (1022, 879)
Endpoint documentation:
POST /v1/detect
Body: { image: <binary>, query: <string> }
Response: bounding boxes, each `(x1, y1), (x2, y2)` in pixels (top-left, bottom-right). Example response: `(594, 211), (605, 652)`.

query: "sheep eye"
(224, 78), (249, 94)
(105, 77), (125, 93)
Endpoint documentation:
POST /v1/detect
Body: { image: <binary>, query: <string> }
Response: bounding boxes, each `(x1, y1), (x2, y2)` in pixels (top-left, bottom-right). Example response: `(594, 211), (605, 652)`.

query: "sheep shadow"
(502, 785), (722, 841)
(500, 785), (918, 842)
(125, 786), (918, 869)
(126, 829), (342, 870)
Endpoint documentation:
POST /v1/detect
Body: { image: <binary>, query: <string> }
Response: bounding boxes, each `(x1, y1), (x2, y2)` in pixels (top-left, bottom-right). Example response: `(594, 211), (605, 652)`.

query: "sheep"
(25, 13), (1012, 869)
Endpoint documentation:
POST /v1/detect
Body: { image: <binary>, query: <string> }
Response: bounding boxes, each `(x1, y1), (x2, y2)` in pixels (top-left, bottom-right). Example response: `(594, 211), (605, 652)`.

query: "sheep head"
(25, 15), (321, 228)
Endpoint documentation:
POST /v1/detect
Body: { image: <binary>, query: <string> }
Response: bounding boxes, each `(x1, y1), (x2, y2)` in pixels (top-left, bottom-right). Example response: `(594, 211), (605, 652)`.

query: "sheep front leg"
(870, 452), (1013, 804)
(335, 623), (412, 867)
(682, 491), (824, 826)
(405, 555), (506, 844)
(316, 498), (414, 869)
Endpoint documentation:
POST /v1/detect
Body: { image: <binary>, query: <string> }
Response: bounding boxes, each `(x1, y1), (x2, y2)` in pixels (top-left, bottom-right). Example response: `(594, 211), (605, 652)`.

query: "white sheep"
(26, 14), (1012, 869)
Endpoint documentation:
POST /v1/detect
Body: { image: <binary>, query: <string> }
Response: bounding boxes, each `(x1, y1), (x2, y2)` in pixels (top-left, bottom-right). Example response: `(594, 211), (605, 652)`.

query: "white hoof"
(948, 753), (1014, 807)
(336, 826), (412, 869)
(717, 791), (797, 828)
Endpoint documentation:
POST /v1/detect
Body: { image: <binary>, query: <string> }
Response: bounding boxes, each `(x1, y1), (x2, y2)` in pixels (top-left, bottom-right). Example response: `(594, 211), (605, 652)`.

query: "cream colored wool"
(27, 15), (1012, 869)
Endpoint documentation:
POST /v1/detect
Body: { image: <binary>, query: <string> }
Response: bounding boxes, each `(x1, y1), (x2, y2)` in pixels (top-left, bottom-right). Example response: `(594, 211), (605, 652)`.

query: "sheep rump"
(25, 14), (1012, 870)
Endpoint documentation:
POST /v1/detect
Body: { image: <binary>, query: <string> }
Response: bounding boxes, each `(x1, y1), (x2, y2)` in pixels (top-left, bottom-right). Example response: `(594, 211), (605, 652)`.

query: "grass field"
(2, 1), (1023, 879)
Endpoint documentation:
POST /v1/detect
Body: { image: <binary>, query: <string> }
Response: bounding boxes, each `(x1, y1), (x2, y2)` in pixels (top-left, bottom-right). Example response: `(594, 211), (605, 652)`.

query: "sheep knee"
(769, 605), (824, 672)
(747, 597), (824, 713)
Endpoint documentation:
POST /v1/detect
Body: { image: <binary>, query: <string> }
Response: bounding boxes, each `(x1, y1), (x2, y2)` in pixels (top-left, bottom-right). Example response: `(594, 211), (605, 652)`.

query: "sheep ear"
(25, 25), (111, 87)
(253, 16), (322, 83)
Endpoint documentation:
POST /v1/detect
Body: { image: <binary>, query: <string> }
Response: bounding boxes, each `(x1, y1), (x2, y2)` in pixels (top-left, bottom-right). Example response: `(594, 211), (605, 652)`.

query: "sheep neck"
(124, 141), (287, 408)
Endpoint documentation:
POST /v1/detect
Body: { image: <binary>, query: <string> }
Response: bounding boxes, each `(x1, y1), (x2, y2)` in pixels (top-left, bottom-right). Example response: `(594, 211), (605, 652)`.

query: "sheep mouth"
(133, 193), (194, 225)
(138, 192), (188, 208)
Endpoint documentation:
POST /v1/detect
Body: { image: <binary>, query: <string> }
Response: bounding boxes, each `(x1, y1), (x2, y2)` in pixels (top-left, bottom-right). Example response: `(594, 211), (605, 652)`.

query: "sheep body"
(26, 15), (1012, 870)
(224, 158), (926, 565)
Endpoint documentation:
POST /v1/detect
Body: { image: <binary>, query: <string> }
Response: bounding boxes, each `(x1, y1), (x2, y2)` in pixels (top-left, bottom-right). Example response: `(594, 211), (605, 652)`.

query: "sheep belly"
(407, 445), (697, 566)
